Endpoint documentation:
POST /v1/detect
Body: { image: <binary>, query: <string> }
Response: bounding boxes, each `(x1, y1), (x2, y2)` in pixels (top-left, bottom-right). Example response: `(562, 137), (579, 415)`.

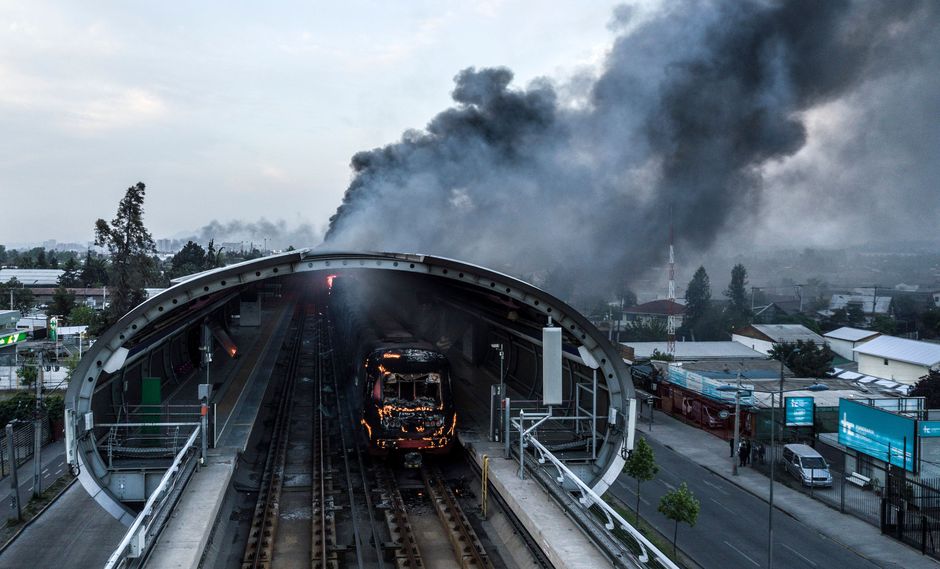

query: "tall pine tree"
(94, 182), (157, 322)
(724, 263), (752, 331)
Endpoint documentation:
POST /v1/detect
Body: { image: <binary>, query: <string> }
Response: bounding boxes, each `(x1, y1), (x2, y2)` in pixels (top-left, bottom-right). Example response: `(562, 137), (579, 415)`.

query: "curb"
(0, 476), (76, 555)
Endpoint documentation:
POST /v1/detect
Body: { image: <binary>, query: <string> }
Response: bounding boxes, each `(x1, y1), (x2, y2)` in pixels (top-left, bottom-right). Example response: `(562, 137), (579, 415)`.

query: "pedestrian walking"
(757, 442), (766, 465)
(739, 439), (749, 467)
(730, 437), (735, 458)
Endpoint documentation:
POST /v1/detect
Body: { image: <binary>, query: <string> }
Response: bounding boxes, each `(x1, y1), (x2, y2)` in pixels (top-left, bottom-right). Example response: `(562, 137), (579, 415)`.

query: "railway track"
(239, 302), (526, 569)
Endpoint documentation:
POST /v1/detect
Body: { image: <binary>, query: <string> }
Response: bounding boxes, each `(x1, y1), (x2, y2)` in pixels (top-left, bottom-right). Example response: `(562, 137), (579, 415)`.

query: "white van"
(782, 443), (833, 488)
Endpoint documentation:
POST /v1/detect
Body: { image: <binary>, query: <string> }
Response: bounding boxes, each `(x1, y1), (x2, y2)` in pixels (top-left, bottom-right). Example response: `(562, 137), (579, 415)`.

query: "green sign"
(0, 331), (27, 347)
(49, 317), (57, 341)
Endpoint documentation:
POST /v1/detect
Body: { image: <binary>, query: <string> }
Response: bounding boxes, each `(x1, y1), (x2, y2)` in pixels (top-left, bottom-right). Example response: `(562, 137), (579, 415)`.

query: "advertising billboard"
(666, 366), (754, 405)
(785, 396), (815, 427)
(839, 399), (916, 472)
(919, 421), (940, 438)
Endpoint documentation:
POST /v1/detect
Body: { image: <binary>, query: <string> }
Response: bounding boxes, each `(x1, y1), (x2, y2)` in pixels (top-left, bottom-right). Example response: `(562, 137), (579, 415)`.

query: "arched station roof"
(66, 250), (634, 522)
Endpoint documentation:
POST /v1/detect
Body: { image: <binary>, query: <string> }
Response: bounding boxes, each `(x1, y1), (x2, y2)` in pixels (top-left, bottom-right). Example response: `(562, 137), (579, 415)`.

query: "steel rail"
(422, 466), (494, 569)
(241, 310), (304, 569)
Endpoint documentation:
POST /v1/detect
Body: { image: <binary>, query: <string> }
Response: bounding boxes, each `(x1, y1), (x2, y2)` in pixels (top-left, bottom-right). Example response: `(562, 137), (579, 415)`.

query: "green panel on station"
(142, 377), (162, 433)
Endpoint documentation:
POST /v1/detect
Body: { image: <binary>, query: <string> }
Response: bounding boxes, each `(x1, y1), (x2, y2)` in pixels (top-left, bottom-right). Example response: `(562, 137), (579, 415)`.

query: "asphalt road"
(1, 444), (67, 517)
(611, 437), (882, 569)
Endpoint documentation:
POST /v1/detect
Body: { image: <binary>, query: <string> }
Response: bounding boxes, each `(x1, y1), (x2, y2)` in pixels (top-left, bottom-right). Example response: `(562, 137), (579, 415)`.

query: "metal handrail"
(524, 434), (680, 569)
(103, 426), (202, 569)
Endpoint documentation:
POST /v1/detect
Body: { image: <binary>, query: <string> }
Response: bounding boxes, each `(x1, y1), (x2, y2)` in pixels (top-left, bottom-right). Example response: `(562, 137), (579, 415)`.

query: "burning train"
(329, 274), (457, 464)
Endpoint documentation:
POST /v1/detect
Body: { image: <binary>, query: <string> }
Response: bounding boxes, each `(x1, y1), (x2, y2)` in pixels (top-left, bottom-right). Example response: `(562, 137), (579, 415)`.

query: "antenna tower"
(666, 225), (678, 353)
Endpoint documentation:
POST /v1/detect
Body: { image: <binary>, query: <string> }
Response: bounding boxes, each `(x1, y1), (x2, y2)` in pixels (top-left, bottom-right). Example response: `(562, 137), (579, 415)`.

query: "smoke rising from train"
(323, 0), (940, 296)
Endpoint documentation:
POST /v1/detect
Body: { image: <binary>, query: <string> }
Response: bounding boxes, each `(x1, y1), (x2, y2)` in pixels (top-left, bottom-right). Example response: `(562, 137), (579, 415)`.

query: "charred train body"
(359, 343), (456, 455)
(330, 274), (457, 461)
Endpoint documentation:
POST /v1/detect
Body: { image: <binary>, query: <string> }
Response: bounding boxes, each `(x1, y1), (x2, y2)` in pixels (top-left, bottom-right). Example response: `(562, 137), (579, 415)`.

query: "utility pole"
(6, 422), (21, 522)
(32, 352), (44, 498)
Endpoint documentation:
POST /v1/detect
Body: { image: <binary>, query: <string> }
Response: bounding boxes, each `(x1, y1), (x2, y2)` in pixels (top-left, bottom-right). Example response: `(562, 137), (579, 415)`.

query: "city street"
(611, 436), (882, 569)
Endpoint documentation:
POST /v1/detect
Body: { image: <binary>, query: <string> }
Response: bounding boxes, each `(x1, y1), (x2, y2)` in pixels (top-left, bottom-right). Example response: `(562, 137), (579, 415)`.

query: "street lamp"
(767, 380), (828, 569)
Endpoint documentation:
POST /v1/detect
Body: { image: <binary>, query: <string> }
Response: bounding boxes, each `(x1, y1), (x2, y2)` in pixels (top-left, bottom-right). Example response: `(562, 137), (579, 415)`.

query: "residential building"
(824, 327), (881, 362)
(853, 335), (940, 385)
(622, 299), (685, 328)
(824, 293), (892, 318)
(731, 323), (826, 355)
(0, 310), (19, 330)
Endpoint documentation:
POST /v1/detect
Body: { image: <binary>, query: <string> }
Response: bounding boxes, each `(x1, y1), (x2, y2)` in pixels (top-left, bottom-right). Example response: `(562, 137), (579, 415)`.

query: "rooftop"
(828, 294), (892, 314)
(0, 268), (65, 286)
(623, 341), (765, 361)
(736, 324), (826, 345)
(824, 327), (881, 343)
(853, 335), (940, 367)
(624, 299), (685, 316)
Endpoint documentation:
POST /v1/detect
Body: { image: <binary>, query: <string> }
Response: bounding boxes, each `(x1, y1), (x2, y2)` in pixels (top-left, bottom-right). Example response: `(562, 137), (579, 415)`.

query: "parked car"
(782, 443), (833, 488)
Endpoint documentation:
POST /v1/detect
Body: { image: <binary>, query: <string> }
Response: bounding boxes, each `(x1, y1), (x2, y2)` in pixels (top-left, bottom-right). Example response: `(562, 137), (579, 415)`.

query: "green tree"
(684, 266), (711, 329)
(67, 304), (97, 327)
(49, 284), (76, 317)
(870, 315), (897, 335)
(621, 319), (669, 342)
(2, 278), (36, 313)
(910, 370), (940, 407)
(658, 482), (700, 556)
(624, 437), (659, 523)
(168, 240), (207, 279)
(17, 357), (38, 389)
(80, 250), (110, 287)
(769, 340), (834, 378)
(58, 256), (82, 287)
(94, 182), (158, 321)
(649, 349), (674, 361)
(724, 264), (752, 331)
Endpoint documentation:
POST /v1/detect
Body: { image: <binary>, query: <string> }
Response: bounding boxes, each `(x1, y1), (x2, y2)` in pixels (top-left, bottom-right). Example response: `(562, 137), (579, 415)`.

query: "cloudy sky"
(1, 0), (937, 265)
(0, 1), (622, 245)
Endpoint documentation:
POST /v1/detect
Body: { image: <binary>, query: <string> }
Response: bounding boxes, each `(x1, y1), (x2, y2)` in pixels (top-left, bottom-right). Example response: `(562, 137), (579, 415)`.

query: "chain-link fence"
(0, 420), (52, 477)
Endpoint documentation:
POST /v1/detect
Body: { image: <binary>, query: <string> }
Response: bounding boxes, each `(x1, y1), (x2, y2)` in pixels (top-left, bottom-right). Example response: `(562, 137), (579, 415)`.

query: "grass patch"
(593, 492), (697, 569)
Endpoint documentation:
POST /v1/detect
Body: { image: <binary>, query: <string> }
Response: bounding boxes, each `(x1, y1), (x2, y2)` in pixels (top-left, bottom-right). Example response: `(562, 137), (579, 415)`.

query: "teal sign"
(0, 331), (27, 347)
(919, 421), (940, 438)
(839, 399), (916, 472)
(785, 396), (815, 427)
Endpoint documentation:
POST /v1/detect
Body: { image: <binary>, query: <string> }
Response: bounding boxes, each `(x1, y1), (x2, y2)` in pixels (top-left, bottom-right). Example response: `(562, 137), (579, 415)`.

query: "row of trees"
(681, 263), (753, 340)
(624, 437), (701, 556)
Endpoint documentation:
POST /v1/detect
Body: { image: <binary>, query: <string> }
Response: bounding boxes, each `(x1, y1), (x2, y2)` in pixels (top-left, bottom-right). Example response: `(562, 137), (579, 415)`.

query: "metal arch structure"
(65, 250), (635, 523)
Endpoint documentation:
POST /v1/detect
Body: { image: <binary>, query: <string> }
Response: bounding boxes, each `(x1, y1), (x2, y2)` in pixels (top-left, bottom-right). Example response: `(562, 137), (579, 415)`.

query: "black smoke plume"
(324, 0), (939, 296)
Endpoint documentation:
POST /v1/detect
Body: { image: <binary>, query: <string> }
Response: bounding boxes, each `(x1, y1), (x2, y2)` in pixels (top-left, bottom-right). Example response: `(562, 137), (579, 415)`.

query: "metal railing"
(103, 425), (202, 569)
(521, 431), (680, 569)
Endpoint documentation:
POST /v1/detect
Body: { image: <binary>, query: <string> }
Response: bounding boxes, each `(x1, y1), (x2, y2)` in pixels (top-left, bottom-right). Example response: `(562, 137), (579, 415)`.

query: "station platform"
(145, 449), (237, 569)
(462, 434), (611, 569)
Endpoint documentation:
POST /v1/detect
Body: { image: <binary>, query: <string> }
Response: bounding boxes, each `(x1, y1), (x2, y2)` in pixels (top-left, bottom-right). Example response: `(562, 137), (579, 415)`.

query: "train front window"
(382, 372), (442, 405)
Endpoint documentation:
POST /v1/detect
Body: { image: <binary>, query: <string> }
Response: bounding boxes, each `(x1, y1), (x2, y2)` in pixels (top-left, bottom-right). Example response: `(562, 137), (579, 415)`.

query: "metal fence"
(0, 421), (52, 478)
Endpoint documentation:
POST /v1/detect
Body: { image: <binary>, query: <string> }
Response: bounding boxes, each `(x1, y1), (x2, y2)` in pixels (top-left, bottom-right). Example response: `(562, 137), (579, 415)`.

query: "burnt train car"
(329, 273), (457, 464)
(359, 340), (457, 461)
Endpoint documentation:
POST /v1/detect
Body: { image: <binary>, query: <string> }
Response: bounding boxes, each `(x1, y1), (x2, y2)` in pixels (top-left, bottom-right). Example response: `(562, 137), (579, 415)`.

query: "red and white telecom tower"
(666, 227), (679, 354)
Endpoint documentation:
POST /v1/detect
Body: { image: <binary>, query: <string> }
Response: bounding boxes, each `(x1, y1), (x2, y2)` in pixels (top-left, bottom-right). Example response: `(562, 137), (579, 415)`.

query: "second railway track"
(240, 299), (532, 569)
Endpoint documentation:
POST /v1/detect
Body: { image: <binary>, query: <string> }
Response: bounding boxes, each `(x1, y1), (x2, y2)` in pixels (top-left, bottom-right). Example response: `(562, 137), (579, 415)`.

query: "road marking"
(710, 497), (734, 514)
(658, 479), (676, 491)
(55, 468), (63, 475)
(782, 543), (818, 567)
(724, 540), (760, 567)
(703, 479), (728, 495)
(42, 468), (49, 474)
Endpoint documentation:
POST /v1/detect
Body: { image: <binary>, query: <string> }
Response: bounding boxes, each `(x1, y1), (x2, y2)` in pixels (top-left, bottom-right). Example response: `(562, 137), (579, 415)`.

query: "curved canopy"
(66, 250), (634, 522)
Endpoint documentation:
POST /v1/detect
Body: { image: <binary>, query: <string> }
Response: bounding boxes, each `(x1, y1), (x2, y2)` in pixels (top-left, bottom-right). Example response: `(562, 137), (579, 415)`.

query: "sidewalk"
(644, 410), (939, 568)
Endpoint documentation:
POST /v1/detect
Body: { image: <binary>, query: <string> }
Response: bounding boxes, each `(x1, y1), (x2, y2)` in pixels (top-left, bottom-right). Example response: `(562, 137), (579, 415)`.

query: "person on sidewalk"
(757, 442), (766, 465)
(730, 437), (735, 457)
(739, 439), (750, 467)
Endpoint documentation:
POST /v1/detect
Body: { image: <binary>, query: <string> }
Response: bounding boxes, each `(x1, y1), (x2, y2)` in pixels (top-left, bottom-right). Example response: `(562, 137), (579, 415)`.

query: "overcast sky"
(2, 1), (937, 260)
(0, 1), (622, 246)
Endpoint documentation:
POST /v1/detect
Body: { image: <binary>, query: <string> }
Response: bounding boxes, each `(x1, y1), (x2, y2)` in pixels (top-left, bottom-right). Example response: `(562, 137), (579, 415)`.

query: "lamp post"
(718, 377), (747, 476)
(767, 378), (828, 569)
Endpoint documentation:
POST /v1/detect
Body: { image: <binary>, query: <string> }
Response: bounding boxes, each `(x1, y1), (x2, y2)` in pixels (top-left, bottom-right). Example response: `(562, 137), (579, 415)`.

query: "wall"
(857, 353), (929, 384)
(828, 338), (858, 361)
(731, 334), (774, 355)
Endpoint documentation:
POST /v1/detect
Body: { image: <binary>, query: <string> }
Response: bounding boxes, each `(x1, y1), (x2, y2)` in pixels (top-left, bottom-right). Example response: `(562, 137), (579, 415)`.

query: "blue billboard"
(666, 366), (755, 405)
(785, 396), (815, 427)
(919, 421), (940, 438)
(839, 399), (916, 472)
